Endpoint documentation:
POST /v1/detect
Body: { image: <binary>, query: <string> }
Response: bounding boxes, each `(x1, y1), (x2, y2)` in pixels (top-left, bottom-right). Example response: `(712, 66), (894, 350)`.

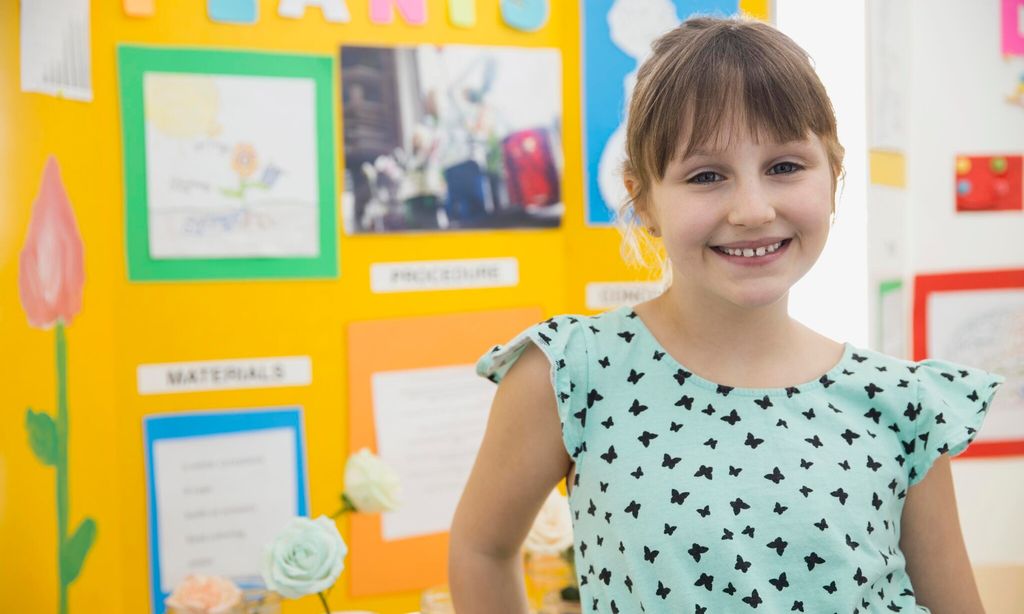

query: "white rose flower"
(262, 515), (347, 599)
(343, 448), (402, 513)
(524, 489), (574, 555)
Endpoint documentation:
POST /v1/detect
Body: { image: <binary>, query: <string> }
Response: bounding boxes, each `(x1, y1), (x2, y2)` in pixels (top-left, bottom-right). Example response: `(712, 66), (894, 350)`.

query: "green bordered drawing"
(118, 45), (338, 281)
(877, 278), (904, 355)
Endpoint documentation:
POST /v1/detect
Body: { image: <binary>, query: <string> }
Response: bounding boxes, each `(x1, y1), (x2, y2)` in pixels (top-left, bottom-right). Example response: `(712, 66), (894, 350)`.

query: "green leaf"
(61, 518), (97, 585)
(25, 408), (58, 466)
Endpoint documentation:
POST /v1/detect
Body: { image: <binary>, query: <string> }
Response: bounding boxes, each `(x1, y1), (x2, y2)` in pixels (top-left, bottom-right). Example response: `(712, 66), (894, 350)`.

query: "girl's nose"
(726, 182), (777, 227)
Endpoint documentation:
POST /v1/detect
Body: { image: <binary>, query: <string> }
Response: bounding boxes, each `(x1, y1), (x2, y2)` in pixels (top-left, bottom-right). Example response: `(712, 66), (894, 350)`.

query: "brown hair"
(617, 16), (845, 276)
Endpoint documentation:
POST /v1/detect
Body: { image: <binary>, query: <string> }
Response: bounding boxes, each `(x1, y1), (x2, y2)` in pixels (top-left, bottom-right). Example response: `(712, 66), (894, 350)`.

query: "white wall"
(776, 0), (870, 347)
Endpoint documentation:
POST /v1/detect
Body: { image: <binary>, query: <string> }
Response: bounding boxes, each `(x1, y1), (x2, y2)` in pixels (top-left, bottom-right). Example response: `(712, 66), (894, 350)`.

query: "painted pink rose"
(165, 574), (242, 614)
(18, 156), (85, 329)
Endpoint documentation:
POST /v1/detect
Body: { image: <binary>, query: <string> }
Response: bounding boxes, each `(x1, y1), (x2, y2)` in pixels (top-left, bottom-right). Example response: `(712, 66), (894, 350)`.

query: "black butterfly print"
(696, 505), (711, 518)
(729, 465), (743, 477)
(867, 521), (875, 534)
(764, 466), (785, 484)
(558, 391), (570, 403)
(694, 465), (713, 480)
(785, 386), (800, 398)
(831, 488), (850, 505)
(619, 541), (625, 554)
(663, 523), (677, 536)
(704, 437), (718, 449)
(587, 389), (604, 407)
(872, 492), (883, 511)
(813, 518), (828, 531)
(838, 459), (851, 470)
(846, 533), (859, 550)
(655, 580), (670, 599)
(670, 421), (683, 432)
(851, 352), (867, 362)
(804, 552), (826, 570)
(773, 502), (788, 515)
(820, 374), (835, 387)
(864, 407), (882, 423)
(631, 466), (644, 479)
(599, 481), (608, 492)
(624, 575), (632, 592)
(663, 454), (682, 469)
(652, 350), (665, 361)
(741, 588), (762, 608)
(799, 485), (813, 497)
(688, 543), (709, 562)
(604, 510), (612, 523)
(865, 382), (884, 398)
(670, 489), (689, 505)
(742, 525), (755, 538)
(601, 416), (614, 428)
(599, 568), (611, 585)
(866, 455), (882, 471)
(723, 582), (737, 596)
(537, 332), (552, 345)
(579, 541), (588, 556)
(628, 399), (648, 416)
(587, 499), (596, 516)
(767, 536), (788, 556)
(598, 356), (611, 368)
(694, 573), (714, 591)
(729, 498), (751, 515)
(617, 331), (635, 343)
(792, 600), (805, 612)
(696, 605), (708, 614)
(624, 500), (641, 519)
(935, 411), (946, 424)
(573, 407), (587, 426)
(600, 446), (618, 463)
(754, 395), (773, 409)
(643, 545), (659, 563)
(744, 432), (765, 449)
(842, 368), (854, 375)
(802, 408), (816, 420)
(638, 431), (658, 447)
(776, 418), (789, 428)
(674, 369), (693, 386)
(822, 580), (838, 594)
(721, 409), (742, 425)
(627, 369), (645, 384)
(805, 435), (823, 448)
(854, 567), (868, 585)
(675, 395), (694, 409)
(735, 554), (752, 573)
(841, 428), (861, 445)
(768, 572), (789, 591)
(701, 404), (716, 415)
(800, 458), (813, 469)
(716, 385), (733, 397)
(722, 528), (734, 540)
(904, 401), (921, 421)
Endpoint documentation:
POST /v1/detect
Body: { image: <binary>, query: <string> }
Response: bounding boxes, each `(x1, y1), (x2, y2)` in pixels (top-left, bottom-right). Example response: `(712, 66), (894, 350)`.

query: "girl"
(449, 16), (1004, 614)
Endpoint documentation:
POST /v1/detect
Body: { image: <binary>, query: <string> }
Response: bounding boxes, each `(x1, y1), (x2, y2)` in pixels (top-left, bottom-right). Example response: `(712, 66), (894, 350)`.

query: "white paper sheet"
(928, 288), (1024, 441)
(143, 73), (319, 259)
(19, 0), (92, 101)
(371, 365), (496, 540)
(153, 428), (298, 590)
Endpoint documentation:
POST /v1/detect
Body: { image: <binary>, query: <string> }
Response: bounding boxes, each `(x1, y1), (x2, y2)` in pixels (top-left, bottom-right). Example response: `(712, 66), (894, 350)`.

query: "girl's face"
(641, 125), (834, 310)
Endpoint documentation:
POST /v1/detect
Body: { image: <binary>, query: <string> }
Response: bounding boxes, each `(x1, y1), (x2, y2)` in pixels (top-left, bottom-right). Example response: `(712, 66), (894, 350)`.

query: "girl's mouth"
(710, 238), (792, 266)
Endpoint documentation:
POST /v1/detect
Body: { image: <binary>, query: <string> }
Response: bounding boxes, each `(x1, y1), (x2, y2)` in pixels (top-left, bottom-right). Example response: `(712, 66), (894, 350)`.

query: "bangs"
(633, 20), (838, 180)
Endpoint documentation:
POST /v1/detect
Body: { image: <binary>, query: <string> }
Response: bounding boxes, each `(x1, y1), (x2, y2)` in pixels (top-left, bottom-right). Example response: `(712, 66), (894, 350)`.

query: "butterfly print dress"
(476, 306), (1004, 613)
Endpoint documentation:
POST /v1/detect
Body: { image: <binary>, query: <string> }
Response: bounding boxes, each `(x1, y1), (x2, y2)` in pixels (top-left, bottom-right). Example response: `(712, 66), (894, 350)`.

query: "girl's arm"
(449, 343), (574, 613)
(900, 454), (986, 614)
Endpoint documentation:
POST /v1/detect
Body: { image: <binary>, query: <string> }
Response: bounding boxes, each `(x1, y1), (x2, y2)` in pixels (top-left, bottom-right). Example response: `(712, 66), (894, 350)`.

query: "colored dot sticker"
(957, 179), (972, 195)
(991, 157), (1008, 174)
(955, 157), (971, 175)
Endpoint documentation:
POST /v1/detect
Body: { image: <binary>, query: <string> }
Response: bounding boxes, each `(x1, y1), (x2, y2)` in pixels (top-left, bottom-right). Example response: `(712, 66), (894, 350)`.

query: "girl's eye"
(688, 171), (723, 184)
(768, 161), (803, 175)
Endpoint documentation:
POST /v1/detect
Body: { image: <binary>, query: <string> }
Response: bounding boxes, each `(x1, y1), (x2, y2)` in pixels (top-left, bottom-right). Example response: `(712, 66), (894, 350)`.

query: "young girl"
(449, 16), (1004, 614)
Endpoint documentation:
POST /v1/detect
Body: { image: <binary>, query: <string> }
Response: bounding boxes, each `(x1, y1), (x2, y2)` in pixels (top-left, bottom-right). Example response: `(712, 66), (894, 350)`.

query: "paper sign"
(370, 258), (518, 292)
(20, 0), (92, 101)
(585, 281), (663, 310)
(371, 365), (496, 540)
(137, 356), (312, 395)
(144, 408), (308, 614)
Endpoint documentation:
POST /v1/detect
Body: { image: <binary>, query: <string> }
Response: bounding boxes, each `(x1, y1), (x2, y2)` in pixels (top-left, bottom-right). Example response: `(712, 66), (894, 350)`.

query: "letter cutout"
(278, 0), (351, 22)
(500, 0), (548, 31)
(369, 0), (427, 25)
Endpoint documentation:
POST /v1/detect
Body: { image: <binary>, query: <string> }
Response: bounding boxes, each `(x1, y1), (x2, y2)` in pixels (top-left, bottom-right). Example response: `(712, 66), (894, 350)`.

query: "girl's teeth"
(719, 240), (784, 257)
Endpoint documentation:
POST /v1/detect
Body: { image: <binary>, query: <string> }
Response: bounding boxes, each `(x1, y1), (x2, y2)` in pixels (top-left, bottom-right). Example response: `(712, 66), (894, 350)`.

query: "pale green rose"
(262, 515), (347, 599)
(342, 448), (402, 513)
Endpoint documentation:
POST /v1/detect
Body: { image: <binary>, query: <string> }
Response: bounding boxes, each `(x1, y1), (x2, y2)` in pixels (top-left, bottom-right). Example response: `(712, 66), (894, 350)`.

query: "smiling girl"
(449, 15), (1004, 614)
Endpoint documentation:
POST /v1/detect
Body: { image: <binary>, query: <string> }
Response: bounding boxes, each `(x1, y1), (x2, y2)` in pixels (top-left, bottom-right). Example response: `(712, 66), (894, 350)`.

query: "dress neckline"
(614, 305), (854, 397)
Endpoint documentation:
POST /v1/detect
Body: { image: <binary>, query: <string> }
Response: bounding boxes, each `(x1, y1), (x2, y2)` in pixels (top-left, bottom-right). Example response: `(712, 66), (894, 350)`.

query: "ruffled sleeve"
(907, 358), (1006, 486)
(475, 315), (590, 459)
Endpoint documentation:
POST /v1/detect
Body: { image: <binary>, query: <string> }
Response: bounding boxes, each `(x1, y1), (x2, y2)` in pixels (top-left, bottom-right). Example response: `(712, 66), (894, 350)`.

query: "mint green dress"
(476, 306), (1005, 614)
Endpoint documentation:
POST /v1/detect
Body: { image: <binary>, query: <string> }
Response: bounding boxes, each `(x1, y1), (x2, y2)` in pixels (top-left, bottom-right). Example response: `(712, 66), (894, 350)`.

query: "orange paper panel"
(346, 307), (544, 596)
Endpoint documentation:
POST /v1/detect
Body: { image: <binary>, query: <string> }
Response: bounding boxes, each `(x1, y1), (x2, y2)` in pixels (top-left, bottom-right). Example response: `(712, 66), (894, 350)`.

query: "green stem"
(317, 591), (331, 614)
(330, 493), (358, 519)
(56, 322), (68, 614)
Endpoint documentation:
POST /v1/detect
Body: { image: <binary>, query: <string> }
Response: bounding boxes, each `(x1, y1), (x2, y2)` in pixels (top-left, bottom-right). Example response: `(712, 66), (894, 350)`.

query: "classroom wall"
(866, 0), (1024, 610)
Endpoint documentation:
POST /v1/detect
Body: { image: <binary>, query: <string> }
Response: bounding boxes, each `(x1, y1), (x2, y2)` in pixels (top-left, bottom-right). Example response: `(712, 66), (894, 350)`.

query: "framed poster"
(119, 46), (338, 280)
